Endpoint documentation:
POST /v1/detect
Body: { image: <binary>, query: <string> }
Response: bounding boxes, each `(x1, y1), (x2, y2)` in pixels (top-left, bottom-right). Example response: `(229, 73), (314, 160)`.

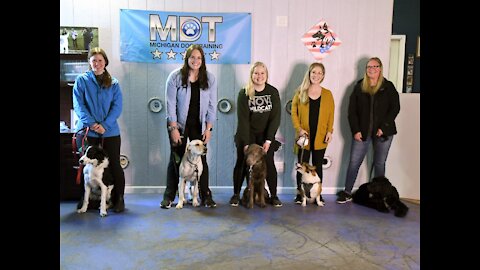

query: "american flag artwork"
(301, 20), (341, 61)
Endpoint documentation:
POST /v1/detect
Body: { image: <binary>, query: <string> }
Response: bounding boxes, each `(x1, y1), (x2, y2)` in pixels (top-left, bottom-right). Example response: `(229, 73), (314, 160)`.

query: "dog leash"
(186, 156), (200, 183)
(73, 128), (105, 185)
(298, 133), (308, 163)
(73, 127), (90, 185)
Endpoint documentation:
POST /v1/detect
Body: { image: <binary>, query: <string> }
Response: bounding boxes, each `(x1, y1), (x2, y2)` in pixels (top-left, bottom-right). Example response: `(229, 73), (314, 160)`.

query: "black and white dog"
(176, 139), (207, 209)
(76, 145), (114, 217)
(352, 176), (409, 217)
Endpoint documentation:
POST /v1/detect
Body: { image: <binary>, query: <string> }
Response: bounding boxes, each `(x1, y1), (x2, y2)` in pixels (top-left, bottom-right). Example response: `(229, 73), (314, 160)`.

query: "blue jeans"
(344, 135), (394, 193)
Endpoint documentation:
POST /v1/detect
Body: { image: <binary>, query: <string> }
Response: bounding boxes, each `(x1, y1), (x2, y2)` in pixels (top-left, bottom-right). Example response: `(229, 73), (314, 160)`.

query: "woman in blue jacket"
(161, 44), (217, 209)
(73, 47), (125, 212)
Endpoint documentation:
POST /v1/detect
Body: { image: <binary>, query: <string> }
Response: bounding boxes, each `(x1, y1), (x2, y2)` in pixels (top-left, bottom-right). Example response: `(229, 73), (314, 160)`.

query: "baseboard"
(401, 198), (420, 205)
(124, 186), (345, 195)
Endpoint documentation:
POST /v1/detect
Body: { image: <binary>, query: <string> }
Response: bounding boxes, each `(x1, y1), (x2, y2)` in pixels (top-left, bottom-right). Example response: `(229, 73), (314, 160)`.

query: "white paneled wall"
(61, 0), (419, 199)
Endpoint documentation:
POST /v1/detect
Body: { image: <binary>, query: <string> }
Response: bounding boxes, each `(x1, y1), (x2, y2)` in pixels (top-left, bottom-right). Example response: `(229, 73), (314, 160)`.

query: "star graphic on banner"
(180, 50), (187, 60)
(166, 49), (177, 60)
(209, 50), (220, 60)
(151, 49), (162, 59)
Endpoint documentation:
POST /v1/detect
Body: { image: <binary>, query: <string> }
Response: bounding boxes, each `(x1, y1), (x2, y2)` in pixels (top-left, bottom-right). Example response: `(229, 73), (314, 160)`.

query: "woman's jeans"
(344, 135), (394, 193)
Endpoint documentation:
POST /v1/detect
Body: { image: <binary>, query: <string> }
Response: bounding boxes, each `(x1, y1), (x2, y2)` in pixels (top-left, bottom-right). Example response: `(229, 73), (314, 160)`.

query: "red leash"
(72, 127), (90, 185)
(72, 128), (105, 185)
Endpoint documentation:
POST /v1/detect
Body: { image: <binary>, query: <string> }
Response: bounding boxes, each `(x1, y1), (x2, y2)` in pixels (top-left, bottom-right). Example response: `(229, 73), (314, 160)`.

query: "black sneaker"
(114, 196), (125, 213)
(294, 194), (302, 204)
(203, 197), (217, 208)
(336, 191), (352, 204)
(160, 199), (172, 209)
(271, 196), (283, 207)
(229, 194), (240, 207)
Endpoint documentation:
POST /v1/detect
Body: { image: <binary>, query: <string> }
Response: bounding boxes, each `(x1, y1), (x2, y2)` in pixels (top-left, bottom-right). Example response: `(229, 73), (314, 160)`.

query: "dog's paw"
(100, 210), (108, 217)
(77, 207), (87, 213)
(176, 202), (184, 209)
(377, 207), (389, 213)
(192, 200), (200, 207)
(316, 197), (325, 207)
(301, 202), (307, 207)
(259, 203), (266, 208)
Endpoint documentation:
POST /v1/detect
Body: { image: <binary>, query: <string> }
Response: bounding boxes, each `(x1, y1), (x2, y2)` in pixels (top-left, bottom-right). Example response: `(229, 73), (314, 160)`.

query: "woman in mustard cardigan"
(291, 62), (335, 204)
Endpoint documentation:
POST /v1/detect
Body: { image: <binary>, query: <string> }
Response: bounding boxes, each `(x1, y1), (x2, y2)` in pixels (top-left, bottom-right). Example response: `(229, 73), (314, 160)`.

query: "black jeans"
(296, 148), (326, 190)
(233, 134), (278, 198)
(87, 136), (125, 200)
(163, 127), (212, 202)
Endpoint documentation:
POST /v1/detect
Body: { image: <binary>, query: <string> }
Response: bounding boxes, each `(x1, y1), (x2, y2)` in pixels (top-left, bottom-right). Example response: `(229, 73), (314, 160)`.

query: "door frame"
(389, 35), (406, 93)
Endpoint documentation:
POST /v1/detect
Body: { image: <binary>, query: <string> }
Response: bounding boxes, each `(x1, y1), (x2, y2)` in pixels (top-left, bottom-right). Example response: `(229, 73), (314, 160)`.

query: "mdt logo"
(150, 15), (223, 42)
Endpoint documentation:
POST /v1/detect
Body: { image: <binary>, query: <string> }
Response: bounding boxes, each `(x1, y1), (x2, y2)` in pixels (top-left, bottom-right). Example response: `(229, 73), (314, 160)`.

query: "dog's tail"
(393, 201), (409, 217)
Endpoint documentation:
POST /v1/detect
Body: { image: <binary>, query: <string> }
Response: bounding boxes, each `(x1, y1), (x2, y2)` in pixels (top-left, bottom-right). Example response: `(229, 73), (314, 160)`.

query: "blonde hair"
(361, 57), (384, 95)
(244, 62), (269, 100)
(296, 62), (325, 104)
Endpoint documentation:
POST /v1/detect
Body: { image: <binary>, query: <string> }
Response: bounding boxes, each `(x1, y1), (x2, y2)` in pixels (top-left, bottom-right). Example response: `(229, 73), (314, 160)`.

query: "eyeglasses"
(367, 65), (380, 69)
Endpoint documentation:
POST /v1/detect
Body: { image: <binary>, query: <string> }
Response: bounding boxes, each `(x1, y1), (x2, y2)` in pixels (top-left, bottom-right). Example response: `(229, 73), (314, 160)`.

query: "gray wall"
(61, 0), (410, 196)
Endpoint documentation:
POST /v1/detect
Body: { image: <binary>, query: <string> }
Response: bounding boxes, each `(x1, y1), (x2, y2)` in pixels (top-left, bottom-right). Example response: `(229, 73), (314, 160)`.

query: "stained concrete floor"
(60, 193), (420, 270)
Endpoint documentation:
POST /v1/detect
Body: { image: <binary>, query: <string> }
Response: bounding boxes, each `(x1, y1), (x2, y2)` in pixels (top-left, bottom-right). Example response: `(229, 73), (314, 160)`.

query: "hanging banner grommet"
(120, 154), (130, 169)
(285, 99), (292, 115)
(217, 98), (232, 113)
(322, 155), (332, 169)
(148, 97), (163, 113)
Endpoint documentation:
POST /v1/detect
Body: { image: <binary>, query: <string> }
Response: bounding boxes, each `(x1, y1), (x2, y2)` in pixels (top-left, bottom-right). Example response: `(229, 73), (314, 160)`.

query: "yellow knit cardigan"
(291, 87), (335, 151)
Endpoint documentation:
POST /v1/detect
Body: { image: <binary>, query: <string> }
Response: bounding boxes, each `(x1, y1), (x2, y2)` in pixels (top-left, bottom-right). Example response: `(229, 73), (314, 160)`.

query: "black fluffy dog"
(352, 176), (409, 217)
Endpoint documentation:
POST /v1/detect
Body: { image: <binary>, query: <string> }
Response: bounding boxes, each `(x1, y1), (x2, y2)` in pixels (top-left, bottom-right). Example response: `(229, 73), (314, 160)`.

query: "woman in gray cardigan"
(160, 44), (217, 209)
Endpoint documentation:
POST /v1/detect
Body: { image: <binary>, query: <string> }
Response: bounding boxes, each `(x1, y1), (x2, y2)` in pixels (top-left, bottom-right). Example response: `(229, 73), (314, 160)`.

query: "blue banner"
(120, 9), (251, 64)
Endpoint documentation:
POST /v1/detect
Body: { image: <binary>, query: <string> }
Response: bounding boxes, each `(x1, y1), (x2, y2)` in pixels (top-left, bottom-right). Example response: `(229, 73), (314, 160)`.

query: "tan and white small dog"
(176, 139), (207, 209)
(296, 162), (324, 207)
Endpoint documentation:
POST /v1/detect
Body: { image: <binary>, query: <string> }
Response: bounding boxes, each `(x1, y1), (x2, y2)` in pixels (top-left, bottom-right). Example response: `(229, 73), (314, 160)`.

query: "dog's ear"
(307, 164), (317, 171)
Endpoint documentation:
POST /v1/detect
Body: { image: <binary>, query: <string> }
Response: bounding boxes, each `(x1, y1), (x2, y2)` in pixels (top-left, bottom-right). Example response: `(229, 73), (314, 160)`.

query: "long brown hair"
(180, 44), (209, 90)
(88, 47), (112, 88)
(361, 57), (384, 95)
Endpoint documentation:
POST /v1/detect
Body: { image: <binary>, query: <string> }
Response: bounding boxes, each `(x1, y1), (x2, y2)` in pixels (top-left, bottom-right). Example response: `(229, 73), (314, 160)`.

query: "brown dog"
(241, 144), (267, 208)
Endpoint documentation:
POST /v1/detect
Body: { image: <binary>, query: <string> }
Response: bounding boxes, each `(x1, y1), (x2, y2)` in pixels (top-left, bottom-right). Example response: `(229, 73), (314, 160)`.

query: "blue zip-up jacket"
(165, 68), (217, 133)
(73, 70), (123, 137)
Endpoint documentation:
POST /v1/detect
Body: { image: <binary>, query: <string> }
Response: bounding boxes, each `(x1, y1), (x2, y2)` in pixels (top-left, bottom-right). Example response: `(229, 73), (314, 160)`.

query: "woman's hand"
(202, 129), (212, 144)
(91, 123), (105, 134)
(170, 129), (182, 146)
(298, 129), (308, 137)
(263, 141), (271, 153)
(354, 132), (363, 142)
(324, 131), (333, 143)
